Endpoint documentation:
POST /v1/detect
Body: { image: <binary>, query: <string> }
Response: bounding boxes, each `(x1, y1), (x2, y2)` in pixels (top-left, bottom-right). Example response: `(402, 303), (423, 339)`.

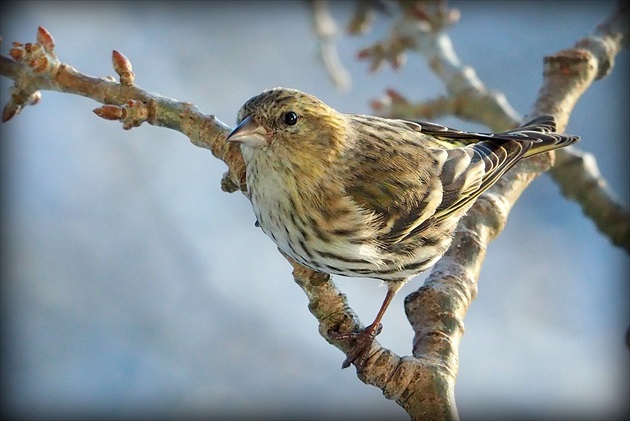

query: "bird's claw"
(328, 323), (383, 369)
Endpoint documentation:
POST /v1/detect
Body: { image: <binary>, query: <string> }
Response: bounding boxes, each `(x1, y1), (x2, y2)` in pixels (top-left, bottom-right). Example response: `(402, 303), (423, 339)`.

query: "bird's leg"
(329, 281), (404, 369)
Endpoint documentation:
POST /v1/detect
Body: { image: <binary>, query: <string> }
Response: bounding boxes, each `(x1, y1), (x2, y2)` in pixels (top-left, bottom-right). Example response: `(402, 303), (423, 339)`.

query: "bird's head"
(227, 88), (348, 164)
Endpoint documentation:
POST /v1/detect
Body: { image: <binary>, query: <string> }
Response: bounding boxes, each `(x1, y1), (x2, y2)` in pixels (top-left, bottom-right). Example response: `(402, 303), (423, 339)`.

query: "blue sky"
(1, 1), (628, 419)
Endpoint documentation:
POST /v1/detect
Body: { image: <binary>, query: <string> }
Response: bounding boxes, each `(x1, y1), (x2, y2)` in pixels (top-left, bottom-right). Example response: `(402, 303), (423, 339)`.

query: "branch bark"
(545, 1), (630, 251)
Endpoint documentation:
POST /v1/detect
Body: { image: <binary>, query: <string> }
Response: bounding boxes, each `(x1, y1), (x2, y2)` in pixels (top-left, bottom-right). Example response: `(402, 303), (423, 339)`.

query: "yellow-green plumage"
(227, 87), (579, 368)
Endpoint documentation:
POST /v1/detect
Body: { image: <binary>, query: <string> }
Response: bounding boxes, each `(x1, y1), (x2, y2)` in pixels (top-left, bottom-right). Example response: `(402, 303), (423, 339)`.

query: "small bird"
(226, 87), (579, 369)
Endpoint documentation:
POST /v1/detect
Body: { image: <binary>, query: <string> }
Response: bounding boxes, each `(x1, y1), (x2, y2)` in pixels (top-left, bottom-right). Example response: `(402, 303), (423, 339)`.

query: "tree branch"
(404, 3), (629, 417)
(357, 0), (521, 131)
(0, 27), (248, 195)
(291, 1), (628, 418)
(288, 257), (458, 420)
(357, 0), (626, 418)
(551, 147), (630, 250)
(544, 1), (630, 251)
(1, 3), (627, 418)
(309, 0), (352, 91)
(0, 18), (462, 420)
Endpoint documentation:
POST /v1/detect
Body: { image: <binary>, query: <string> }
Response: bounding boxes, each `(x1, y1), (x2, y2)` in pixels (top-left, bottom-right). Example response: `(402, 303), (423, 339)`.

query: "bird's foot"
(328, 323), (382, 369)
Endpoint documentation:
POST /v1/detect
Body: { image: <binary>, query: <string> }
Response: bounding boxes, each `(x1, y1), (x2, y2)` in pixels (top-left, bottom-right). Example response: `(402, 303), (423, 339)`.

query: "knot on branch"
(468, 191), (510, 237)
(382, 356), (457, 419)
(93, 99), (149, 130)
(405, 281), (467, 357)
(543, 48), (598, 81)
(2, 27), (59, 122)
(9, 26), (59, 74)
(575, 36), (620, 80)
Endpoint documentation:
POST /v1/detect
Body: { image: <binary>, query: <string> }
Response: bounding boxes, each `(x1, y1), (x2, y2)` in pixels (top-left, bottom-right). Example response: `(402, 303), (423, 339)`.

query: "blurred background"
(1, 1), (628, 420)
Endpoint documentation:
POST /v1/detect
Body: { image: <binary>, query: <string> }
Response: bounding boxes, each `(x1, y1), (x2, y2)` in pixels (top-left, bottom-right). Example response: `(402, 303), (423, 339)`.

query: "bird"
(226, 87), (579, 369)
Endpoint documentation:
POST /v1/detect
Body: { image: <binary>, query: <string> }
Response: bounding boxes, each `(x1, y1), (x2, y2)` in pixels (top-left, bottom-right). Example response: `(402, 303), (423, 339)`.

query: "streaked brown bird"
(227, 87), (579, 369)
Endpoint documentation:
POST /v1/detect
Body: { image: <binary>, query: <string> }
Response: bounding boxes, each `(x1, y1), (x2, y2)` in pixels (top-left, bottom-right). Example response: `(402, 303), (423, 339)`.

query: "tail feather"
(504, 115), (580, 157)
(416, 115), (580, 154)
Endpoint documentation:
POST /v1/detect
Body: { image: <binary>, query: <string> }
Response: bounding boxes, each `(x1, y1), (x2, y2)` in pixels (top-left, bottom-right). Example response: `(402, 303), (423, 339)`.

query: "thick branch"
(410, 4), (629, 402)
(551, 148), (630, 250)
(542, 1), (630, 252)
(288, 259), (457, 421)
(338, 1), (626, 418)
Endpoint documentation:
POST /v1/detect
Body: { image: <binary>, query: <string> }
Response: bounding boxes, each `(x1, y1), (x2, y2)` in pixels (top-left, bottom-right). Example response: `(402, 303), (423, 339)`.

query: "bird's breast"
(246, 163), (386, 274)
(244, 154), (449, 281)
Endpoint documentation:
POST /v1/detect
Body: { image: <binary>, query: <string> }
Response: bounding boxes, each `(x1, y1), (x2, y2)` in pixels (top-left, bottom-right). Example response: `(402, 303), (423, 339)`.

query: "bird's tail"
(501, 115), (580, 157)
(419, 115), (579, 154)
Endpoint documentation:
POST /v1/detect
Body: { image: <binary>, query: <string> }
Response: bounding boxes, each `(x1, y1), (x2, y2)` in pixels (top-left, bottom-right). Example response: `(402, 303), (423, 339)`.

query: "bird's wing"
(343, 118), (445, 245)
(381, 137), (530, 244)
(345, 115), (578, 245)
(429, 138), (527, 223)
(410, 115), (578, 224)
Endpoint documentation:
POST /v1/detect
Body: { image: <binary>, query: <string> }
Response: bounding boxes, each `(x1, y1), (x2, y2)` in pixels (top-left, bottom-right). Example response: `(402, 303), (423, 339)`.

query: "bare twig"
(347, 0), (385, 35)
(310, 0), (352, 91)
(363, 1), (520, 130)
(0, 27), (247, 194)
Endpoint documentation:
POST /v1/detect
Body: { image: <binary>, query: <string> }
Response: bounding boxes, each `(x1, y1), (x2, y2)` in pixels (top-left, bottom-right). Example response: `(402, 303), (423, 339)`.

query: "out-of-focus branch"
(552, 148), (629, 251)
(357, 0), (521, 131)
(542, 1), (630, 252)
(347, 0), (385, 35)
(309, 0), (351, 91)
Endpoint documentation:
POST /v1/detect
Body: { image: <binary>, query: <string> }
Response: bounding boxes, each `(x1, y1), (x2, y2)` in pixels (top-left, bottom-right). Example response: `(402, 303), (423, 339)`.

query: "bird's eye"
(283, 111), (298, 126)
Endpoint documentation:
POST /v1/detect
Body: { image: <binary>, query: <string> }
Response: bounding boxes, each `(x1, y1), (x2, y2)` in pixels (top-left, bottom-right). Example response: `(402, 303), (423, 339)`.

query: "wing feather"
(344, 114), (579, 245)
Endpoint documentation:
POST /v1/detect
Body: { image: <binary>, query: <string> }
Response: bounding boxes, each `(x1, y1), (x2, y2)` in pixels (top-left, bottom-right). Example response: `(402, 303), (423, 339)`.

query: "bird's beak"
(226, 116), (267, 147)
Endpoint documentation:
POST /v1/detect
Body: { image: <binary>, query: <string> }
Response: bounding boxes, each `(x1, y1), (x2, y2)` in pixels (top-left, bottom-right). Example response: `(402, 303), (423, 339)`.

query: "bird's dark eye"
(283, 111), (298, 126)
